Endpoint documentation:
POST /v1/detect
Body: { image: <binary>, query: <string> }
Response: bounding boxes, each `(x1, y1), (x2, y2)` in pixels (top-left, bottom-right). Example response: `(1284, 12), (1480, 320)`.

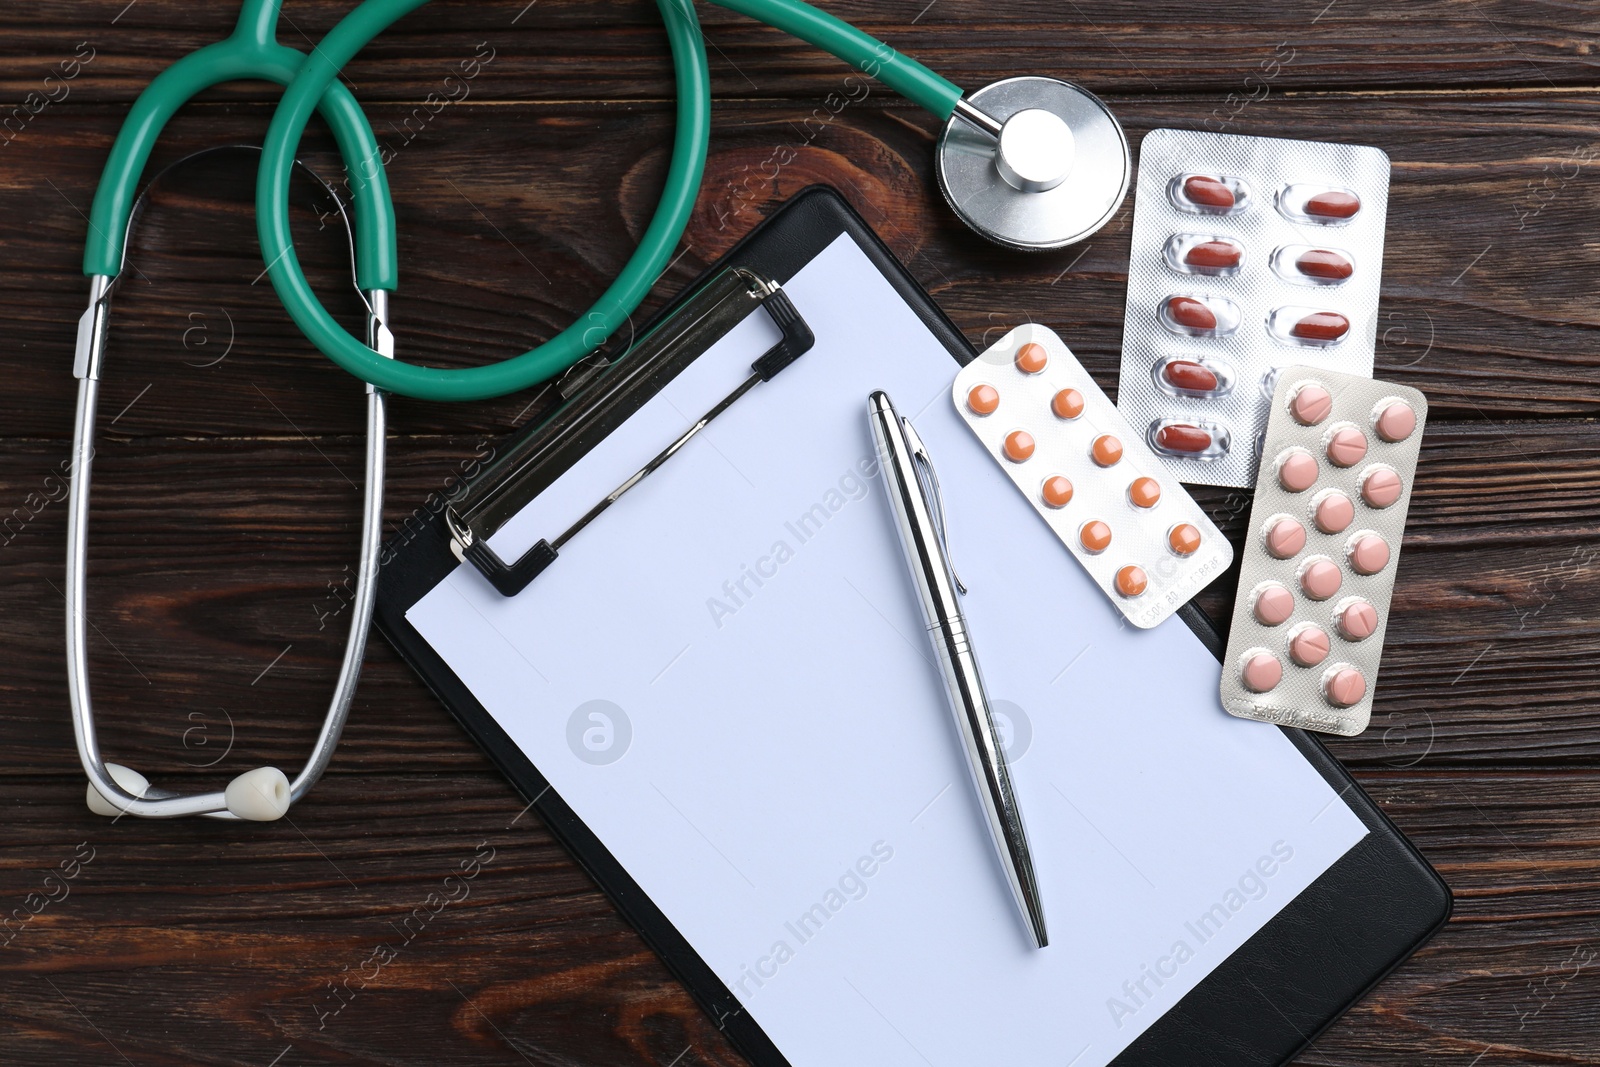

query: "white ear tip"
(86, 763), (149, 817)
(225, 767), (291, 821)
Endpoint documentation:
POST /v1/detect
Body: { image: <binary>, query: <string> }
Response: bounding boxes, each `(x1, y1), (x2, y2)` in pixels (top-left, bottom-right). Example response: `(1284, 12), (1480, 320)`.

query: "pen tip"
(1023, 895), (1048, 949)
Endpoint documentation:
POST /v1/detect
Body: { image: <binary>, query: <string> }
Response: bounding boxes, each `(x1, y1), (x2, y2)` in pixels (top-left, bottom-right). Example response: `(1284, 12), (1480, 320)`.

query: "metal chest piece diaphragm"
(936, 76), (1131, 251)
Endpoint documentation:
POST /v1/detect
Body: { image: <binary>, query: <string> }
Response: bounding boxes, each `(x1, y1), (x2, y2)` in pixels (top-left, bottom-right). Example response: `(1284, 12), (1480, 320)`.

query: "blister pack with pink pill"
(1220, 366), (1426, 736)
(952, 324), (1232, 629)
(1117, 128), (1392, 488)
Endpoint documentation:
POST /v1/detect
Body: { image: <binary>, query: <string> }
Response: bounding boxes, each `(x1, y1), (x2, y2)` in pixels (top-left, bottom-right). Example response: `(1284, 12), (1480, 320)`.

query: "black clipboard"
(375, 185), (1450, 1067)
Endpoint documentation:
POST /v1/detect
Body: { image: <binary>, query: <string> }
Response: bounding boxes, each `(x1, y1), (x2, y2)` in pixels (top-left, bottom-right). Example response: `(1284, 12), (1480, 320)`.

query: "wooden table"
(2, 1), (1597, 1062)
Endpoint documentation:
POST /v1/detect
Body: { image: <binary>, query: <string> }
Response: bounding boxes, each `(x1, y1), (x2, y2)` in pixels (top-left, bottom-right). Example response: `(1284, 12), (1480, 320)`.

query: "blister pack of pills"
(1220, 366), (1426, 736)
(1117, 128), (1392, 488)
(953, 324), (1233, 628)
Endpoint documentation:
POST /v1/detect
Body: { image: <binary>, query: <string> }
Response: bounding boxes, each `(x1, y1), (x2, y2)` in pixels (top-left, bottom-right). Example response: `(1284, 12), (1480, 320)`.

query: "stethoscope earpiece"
(86, 763), (292, 821)
(85, 763), (149, 818)
(937, 76), (1131, 251)
(223, 767), (293, 821)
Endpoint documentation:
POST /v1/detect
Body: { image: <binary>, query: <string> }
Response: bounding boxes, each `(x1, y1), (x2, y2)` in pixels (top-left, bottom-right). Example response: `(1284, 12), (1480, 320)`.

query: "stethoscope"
(251, 0), (1131, 400)
(70, 1), (397, 821)
(72, 0), (1130, 819)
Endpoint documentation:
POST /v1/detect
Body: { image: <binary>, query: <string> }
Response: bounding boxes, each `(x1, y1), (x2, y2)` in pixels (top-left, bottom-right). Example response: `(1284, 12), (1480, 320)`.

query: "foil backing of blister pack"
(1118, 128), (1392, 488)
(953, 324), (1232, 629)
(1220, 366), (1427, 736)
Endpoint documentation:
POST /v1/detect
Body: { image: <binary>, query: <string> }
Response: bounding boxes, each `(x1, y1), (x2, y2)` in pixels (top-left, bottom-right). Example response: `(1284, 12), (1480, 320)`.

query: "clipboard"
(375, 186), (1450, 1066)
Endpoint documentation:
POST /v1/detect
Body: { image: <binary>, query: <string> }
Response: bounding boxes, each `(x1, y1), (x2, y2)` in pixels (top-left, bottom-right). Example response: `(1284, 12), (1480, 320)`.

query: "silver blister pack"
(1220, 366), (1427, 736)
(1117, 128), (1392, 488)
(953, 324), (1233, 629)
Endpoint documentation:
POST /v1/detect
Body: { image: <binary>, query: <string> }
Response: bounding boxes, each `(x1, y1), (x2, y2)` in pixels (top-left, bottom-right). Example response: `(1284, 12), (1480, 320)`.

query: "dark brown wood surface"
(2, 1), (1598, 1063)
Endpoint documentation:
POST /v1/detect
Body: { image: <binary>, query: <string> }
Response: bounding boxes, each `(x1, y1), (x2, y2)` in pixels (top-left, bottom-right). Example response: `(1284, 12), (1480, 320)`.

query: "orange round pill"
(1091, 434), (1123, 467)
(1016, 342), (1048, 374)
(967, 383), (1000, 415)
(1052, 388), (1085, 420)
(1080, 520), (1112, 554)
(1041, 475), (1074, 508)
(1168, 523), (1202, 556)
(1115, 565), (1148, 598)
(1003, 430), (1035, 462)
(1128, 477), (1161, 509)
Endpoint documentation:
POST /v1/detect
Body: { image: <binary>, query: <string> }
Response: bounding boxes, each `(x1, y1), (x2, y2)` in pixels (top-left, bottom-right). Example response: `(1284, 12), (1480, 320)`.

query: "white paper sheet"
(408, 233), (1368, 1067)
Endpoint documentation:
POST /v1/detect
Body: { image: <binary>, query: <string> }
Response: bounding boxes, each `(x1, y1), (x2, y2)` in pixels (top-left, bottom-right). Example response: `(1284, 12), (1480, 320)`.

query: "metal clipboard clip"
(444, 267), (815, 596)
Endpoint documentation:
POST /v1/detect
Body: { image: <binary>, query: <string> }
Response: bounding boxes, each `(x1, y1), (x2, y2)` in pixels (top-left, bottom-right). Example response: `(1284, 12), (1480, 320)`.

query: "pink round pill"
(1252, 582), (1295, 626)
(1277, 448), (1319, 492)
(1326, 425), (1368, 467)
(1348, 532), (1391, 575)
(1335, 597), (1379, 641)
(1299, 556), (1342, 600)
(1289, 625), (1331, 668)
(1289, 383), (1333, 426)
(1360, 465), (1403, 509)
(1374, 400), (1417, 442)
(1322, 665), (1368, 707)
(1240, 651), (1283, 693)
(1313, 490), (1354, 534)
(1266, 516), (1307, 559)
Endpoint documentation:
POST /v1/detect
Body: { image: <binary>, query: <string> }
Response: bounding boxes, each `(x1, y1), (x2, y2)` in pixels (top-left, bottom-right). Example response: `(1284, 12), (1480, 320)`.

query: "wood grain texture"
(5, 0), (1600, 102)
(1, 0), (1597, 1063)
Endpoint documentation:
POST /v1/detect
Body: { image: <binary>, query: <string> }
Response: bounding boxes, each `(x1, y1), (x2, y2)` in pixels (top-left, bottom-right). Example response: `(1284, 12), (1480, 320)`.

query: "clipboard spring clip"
(445, 267), (815, 596)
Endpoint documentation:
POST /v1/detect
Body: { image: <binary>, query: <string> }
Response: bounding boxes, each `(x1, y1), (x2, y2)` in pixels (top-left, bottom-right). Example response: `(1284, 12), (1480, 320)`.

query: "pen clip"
(900, 416), (967, 596)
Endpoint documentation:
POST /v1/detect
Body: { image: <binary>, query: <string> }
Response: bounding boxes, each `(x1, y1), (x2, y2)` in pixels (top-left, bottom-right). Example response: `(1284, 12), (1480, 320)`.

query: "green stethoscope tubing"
(253, 0), (964, 401)
(82, 0), (397, 291)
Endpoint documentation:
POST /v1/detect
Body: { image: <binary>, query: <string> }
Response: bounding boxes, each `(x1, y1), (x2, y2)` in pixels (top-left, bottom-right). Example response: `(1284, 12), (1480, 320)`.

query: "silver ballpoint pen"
(867, 390), (1047, 949)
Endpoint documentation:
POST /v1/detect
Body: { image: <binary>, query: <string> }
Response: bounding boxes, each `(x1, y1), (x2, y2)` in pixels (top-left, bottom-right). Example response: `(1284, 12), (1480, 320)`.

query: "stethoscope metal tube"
(70, 0), (400, 822)
(67, 271), (389, 821)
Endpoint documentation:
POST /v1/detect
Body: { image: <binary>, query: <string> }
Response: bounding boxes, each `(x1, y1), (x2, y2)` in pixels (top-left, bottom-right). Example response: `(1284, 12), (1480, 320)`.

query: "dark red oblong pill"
(1184, 239), (1243, 270)
(1167, 296), (1218, 331)
(1184, 176), (1235, 208)
(1305, 190), (1360, 219)
(1296, 249), (1354, 280)
(1156, 423), (1214, 453)
(1291, 311), (1351, 342)
(1162, 360), (1220, 392)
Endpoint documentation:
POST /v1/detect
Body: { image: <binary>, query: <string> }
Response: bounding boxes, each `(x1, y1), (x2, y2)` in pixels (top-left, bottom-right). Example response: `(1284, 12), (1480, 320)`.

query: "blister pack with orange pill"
(952, 325), (1233, 628)
(1117, 128), (1392, 488)
(1220, 365), (1427, 736)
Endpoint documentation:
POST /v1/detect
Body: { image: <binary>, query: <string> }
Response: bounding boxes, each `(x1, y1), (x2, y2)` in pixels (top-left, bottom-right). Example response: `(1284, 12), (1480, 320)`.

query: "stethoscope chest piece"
(937, 76), (1130, 251)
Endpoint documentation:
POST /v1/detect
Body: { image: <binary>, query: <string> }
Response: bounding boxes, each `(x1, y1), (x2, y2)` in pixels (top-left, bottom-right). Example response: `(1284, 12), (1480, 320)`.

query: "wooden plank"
(0, 769), (1593, 1064)
(4, 93), (1600, 444)
(4, 2), (1599, 1063)
(0, 418), (1595, 785)
(3, 0), (1599, 103)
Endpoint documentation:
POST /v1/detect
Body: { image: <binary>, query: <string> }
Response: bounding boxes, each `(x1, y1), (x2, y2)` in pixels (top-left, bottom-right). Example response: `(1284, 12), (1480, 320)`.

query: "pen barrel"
(868, 391), (1047, 948)
(930, 619), (1040, 933)
(869, 396), (964, 630)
